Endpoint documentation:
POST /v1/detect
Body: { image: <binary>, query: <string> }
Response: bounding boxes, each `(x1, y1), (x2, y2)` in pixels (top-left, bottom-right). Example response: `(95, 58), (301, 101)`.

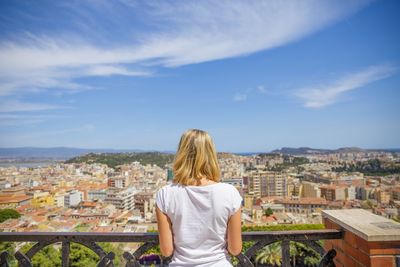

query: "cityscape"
(1, 147), (399, 232)
(1, 147), (400, 266)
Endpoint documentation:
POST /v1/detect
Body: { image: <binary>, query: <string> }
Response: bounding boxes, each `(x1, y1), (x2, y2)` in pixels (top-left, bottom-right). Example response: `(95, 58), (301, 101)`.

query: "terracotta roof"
(319, 184), (347, 190)
(0, 195), (32, 204)
(276, 197), (328, 205)
(80, 201), (97, 207)
(1, 187), (25, 194)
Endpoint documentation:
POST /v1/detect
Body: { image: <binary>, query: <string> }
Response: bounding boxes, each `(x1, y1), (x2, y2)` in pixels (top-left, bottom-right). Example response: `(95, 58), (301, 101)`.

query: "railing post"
(281, 240), (290, 267)
(236, 253), (254, 267)
(0, 251), (9, 267)
(61, 241), (70, 267)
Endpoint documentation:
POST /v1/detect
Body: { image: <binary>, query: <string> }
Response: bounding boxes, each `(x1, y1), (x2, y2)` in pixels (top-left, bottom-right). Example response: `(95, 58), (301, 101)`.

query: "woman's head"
(173, 129), (220, 185)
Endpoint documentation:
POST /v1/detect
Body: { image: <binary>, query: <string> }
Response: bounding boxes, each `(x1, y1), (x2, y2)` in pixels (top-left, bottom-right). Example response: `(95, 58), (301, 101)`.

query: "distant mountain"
(335, 147), (366, 153)
(271, 147), (331, 155)
(271, 147), (400, 155)
(0, 147), (151, 160)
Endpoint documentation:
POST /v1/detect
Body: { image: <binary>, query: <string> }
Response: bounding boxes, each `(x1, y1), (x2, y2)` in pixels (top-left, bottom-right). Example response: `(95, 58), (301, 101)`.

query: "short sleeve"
(229, 187), (243, 217)
(155, 187), (167, 214)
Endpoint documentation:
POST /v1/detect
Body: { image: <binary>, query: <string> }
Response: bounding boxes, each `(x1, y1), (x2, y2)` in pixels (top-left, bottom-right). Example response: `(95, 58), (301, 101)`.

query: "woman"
(156, 129), (243, 266)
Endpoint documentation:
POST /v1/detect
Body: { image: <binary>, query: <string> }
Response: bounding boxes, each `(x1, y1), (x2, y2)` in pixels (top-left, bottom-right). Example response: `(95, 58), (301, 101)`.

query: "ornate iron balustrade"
(0, 229), (343, 267)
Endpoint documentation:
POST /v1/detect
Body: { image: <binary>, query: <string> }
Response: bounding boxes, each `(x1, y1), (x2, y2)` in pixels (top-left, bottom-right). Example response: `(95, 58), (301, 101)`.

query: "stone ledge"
(322, 209), (400, 242)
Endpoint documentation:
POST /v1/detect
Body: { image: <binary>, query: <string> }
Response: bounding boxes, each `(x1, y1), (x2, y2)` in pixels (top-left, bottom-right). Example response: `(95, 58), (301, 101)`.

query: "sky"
(0, 0), (399, 152)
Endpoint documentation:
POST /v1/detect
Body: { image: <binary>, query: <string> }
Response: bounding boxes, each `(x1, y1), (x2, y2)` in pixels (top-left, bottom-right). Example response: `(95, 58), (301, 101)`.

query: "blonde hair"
(173, 129), (220, 186)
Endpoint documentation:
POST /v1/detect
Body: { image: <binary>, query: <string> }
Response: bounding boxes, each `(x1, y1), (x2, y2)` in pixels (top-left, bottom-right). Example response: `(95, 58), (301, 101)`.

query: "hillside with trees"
(332, 159), (400, 176)
(65, 152), (175, 168)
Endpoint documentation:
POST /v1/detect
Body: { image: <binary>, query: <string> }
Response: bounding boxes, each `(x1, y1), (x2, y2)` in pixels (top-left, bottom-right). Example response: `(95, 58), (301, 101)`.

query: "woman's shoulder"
(157, 183), (173, 191)
(157, 183), (182, 193)
(216, 182), (237, 189)
(215, 182), (242, 197)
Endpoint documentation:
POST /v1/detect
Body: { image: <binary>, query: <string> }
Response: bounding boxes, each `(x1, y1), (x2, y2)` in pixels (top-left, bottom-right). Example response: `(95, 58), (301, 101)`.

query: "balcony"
(0, 209), (399, 267)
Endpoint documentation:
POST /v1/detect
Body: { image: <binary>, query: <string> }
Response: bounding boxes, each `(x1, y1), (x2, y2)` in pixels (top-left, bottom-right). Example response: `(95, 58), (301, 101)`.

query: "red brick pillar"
(323, 209), (400, 267)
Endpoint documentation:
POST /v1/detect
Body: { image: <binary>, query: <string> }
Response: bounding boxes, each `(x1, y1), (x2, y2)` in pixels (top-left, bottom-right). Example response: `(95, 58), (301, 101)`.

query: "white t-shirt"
(156, 182), (243, 267)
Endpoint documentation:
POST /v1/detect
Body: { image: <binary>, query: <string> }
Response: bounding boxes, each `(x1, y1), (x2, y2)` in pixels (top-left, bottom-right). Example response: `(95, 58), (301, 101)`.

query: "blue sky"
(0, 0), (399, 152)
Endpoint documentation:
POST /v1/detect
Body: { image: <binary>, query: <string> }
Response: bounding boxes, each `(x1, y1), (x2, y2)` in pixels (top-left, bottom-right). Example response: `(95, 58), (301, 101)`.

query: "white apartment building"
(64, 190), (83, 207)
(346, 186), (356, 200)
(105, 187), (137, 210)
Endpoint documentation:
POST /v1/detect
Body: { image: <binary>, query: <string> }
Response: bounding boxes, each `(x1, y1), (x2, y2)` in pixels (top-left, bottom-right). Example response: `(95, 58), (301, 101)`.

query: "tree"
(361, 200), (374, 210)
(69, 243), (98, 267)
(290, 241), (321, 267)
(255, 242), (282, 266)
(17, 242), (124, 267)
(255, 241), (321, 267)
(264, 208), (273, 217)
(0, 209), (21, 223)
(20, 243), (61, 267)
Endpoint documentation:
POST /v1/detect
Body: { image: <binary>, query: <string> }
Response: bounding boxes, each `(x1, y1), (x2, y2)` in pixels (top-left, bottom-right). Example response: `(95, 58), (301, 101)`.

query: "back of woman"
(156, 182), (242, 266)
(156, 129), (242, 266)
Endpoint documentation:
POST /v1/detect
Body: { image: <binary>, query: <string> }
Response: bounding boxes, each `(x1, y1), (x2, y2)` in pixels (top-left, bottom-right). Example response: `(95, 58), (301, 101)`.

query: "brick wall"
(324, 217), (400, 267)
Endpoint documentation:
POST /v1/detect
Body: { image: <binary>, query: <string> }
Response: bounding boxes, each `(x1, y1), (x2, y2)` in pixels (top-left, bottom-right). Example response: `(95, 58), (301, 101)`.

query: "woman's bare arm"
(227, 208), (242, 256)
(156, 206), (174, 257)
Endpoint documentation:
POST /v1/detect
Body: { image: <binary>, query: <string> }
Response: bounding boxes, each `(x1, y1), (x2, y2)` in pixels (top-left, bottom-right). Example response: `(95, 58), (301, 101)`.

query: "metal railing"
(0, 229), (343, 267)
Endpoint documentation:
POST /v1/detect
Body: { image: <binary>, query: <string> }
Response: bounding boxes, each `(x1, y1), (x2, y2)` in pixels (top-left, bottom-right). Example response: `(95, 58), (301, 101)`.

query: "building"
(320, 185), (346, 201)
(276, 197), (328, 215)
(346, 186), (356, 200)
(105, 187), (136, 210)
(248, 171), (286, 198)
(0, 195), (32, 208)
(335, 173), (365, 186)
(391, 187), (400, 201)
(134, 191), (155, 215)
(261, 202), (285, 213)
(88, 189), (107, 201)
(303, 173), (332, 184)
(301, 181), (321, 198)
(54, 192), (66, 207)
(31, 191), (55, 208)
(108, 176), (129, 189)
(1, 187), (25, 196)
(243, 193), (255, 210)
(287, 181), (301, 197)
(64, 190), (83, 207)
(222, 178), (243, 190)
(376, 190), (391, 204)
(358, 186), (374, 200)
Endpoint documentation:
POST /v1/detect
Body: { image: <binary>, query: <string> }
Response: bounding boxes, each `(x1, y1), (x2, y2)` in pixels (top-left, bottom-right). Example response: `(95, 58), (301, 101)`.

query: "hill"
(65, 152), (175, 168)
(271, 147), (400, 155)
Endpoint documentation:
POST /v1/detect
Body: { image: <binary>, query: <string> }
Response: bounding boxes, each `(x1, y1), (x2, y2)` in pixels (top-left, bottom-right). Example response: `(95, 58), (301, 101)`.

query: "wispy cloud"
(0, 1), (371, 97)
(233, 85), (269, 102)
(0, 114), (68, 126)
(233, 93), (248, 102)
(85, 65), (152, 77)
(294, 64), (398, 108)
(0, 100), (66, 113)
(257, 85), (267, 94)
